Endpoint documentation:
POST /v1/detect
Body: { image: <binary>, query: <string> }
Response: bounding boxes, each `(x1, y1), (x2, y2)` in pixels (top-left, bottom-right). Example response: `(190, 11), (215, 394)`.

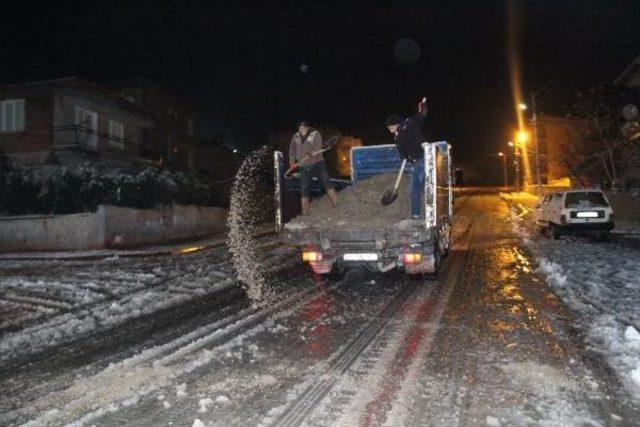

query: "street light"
(518, 103), (528, 111)
(516, 130), (529, 145)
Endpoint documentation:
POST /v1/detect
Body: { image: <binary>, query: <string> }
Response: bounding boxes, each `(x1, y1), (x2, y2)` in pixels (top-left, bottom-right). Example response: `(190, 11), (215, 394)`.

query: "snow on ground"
(510, 197), (640, 398)
(0, 238), (296, 365)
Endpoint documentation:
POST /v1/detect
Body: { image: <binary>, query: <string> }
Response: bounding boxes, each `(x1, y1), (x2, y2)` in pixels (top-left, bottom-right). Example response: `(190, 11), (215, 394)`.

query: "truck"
(273, 142), (453, 276)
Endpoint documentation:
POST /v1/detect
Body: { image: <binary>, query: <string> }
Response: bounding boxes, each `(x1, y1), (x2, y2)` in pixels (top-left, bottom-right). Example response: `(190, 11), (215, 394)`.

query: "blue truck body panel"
(350, 144), (413, 183)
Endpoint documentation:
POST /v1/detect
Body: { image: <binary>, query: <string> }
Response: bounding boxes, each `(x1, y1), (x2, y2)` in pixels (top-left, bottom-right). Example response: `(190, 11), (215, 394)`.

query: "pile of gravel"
(285, 173), (412, 230)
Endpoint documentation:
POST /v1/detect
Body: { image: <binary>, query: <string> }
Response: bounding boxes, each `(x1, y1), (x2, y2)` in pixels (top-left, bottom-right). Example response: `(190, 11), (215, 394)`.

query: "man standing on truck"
(385, 97), (428, 219)
(289, 119), (338, 215)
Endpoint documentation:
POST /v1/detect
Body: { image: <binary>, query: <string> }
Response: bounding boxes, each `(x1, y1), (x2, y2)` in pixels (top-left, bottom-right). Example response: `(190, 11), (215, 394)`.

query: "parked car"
(534, 189), (615, 240)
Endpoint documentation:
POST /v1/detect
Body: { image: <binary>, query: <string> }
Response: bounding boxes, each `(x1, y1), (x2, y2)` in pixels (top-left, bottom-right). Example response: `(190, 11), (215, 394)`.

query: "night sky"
(4, 0), (640, 179)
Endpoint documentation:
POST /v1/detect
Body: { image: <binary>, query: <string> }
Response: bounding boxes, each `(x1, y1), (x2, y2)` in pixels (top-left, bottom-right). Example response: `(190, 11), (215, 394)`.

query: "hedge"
(0, 157), (223, 216)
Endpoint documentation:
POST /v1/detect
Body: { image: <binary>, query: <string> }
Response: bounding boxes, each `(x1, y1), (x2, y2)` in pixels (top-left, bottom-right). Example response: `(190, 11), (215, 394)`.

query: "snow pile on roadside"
(512, 208), (640, 396)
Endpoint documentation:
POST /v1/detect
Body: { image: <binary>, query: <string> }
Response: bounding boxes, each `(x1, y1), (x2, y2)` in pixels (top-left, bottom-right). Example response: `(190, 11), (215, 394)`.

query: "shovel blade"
(380, 189), (399, 206)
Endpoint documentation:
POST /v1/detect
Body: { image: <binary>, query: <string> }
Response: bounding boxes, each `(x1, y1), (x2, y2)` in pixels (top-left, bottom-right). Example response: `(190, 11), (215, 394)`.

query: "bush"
(2, 168), (41, 215)
(0, 163), (224, 216)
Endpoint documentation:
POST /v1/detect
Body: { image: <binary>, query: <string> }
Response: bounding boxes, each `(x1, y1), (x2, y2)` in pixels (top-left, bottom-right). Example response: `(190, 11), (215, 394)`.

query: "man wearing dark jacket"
(385, 97), (428, 218)
(289, 120), (338, 215)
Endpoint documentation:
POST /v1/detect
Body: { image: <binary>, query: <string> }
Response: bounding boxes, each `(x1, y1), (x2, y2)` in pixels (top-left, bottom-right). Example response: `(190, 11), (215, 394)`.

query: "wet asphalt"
(1, 190), (638, 426)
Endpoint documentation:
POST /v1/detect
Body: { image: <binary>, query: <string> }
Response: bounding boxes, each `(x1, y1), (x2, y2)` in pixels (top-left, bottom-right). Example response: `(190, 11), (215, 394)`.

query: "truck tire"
(423, 246), (441, 280)
(537, 222), (547, 235)
(327, 264), (347, 280)
(551, 224), (562, 240)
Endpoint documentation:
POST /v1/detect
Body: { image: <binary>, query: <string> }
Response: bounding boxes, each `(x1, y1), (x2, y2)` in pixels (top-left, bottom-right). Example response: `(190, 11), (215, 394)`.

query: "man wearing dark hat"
(289, 119), (337, 215)
(385, 97), (428, 218)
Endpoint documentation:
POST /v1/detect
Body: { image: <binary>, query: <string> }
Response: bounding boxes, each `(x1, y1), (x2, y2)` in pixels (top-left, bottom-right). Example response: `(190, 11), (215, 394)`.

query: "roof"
(0, 77), (154, 120)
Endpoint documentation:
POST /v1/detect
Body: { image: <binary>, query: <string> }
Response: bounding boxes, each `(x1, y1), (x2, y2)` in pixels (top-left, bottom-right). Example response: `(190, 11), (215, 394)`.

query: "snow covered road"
(1, 190), (638, 426)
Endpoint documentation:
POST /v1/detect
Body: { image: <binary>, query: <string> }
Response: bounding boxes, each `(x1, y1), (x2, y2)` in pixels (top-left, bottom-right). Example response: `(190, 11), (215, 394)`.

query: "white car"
(534, 189), (615, 240)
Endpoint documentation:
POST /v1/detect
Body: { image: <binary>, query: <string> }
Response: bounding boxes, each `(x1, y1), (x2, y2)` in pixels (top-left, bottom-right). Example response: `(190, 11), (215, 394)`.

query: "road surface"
(1, 190), (638, 426)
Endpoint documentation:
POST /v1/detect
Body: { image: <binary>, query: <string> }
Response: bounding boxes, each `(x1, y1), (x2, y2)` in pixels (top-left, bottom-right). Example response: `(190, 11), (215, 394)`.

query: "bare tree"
(568, 86), (638, 188)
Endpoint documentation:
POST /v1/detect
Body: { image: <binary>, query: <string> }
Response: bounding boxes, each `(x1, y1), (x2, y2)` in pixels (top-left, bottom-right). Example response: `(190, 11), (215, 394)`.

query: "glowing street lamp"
(516, 130), (529, 145)
(518, 103), (528, 111)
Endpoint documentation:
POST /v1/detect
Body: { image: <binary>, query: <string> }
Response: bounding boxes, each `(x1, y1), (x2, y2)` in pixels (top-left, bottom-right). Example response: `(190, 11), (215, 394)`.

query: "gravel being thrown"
(285, 173), (412, 230)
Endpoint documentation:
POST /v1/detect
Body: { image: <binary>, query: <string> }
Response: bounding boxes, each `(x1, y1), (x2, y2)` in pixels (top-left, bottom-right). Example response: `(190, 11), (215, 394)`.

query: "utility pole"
(498, 152), (508, 189)
(531, 93), (542, 194)
(508, 141), (520, 191)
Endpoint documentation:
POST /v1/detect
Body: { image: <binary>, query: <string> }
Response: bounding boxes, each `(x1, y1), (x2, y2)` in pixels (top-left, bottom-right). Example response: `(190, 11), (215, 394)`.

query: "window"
(0, 99), (25, 133)
(74, 106), (98, 148)
(565, 192), (609, 208)
(108, 120), (124, 149)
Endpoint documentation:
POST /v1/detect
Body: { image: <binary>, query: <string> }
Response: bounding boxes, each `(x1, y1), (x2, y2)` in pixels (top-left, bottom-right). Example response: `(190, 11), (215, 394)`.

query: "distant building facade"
(115, 79), (199, 172)
(537, 114), (586, 187)
(0, 77), (154, 169)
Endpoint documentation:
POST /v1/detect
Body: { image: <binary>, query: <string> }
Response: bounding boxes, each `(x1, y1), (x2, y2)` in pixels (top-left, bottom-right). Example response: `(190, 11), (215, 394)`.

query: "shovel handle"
(393, 159), (407, 191)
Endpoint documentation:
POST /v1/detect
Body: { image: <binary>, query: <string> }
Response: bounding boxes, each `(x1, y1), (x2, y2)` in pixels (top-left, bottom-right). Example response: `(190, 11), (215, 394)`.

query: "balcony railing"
(53, 124), (128, 152)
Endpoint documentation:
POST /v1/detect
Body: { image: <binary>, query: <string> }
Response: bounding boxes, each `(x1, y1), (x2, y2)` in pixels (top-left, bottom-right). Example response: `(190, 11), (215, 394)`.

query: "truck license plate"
(343, 253), (379, 261)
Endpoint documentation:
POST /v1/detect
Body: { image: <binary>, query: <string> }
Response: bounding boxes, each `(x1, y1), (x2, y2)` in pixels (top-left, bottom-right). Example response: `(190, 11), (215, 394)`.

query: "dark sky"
(4, 0), (640, 173)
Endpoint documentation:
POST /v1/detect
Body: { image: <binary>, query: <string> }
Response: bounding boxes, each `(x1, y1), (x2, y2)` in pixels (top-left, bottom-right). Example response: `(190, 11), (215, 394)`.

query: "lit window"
(108, 120), (125, 149)
(0, 99), (25, 133)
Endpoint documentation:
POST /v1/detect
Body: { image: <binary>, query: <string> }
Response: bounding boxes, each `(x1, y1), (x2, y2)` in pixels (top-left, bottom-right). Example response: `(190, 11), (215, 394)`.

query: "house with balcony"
(114, 79), (199, 172)
(0, 77), (155, 169)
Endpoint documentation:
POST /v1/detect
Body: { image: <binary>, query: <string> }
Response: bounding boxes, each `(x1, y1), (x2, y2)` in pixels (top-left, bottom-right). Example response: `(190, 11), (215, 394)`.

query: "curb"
(0, 227), (277, 262)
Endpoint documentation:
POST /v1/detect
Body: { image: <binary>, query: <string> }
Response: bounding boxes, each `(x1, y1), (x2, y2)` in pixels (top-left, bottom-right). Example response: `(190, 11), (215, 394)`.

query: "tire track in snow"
(11, 274), (348, 427)
(270, 279), (420, 427)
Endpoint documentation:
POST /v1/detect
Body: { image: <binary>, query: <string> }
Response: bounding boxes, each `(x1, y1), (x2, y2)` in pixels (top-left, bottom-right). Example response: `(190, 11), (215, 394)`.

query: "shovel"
(285, 135), (339, 177)
(381, 159), (407, 206)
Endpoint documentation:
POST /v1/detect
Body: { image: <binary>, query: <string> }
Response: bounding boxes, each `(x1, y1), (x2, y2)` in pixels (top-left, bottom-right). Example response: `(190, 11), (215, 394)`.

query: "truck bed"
(281, 221), (433, 248)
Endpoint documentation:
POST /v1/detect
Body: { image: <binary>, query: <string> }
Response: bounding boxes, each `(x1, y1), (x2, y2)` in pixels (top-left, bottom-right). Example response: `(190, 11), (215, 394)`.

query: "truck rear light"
(302, 251), (322, 262)
(403, 253), (422, 265)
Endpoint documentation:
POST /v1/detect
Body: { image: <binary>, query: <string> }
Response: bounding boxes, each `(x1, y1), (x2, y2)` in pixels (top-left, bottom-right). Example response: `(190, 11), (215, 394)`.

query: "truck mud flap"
(310, 261), (334, 275)
(404, 255), (436, 275)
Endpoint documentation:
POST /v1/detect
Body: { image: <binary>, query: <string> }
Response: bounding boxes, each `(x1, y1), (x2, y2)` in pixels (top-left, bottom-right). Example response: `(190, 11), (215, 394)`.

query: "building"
(115, 79), (199, 172)
(537, 114), (586, 187)
(0, 77), (154, 169)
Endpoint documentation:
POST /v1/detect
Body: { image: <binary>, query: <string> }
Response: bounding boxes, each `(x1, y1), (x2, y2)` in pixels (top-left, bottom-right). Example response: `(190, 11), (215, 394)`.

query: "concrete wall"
(0, 204), (227, 252)
(103, 204), (227, 248)
(607, 190), (640, 227)
(0, 211), (105, 252)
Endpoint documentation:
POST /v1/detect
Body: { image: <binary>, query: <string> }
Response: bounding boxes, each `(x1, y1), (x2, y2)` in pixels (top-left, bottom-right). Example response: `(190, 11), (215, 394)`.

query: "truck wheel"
(423, 247), (441, 280)
(551, 225), (562, 240)
(537, 222), (547, 235)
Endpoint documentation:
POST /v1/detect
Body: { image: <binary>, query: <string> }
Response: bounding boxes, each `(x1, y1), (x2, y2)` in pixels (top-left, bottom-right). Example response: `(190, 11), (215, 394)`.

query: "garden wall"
(0, 204), (227, 252)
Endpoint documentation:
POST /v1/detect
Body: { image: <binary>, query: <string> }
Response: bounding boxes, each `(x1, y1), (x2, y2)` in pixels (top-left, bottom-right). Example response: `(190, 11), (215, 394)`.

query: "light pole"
(508, 141), (520, 191)
(531, 95), (542, 194)
(520, 100), (542, 194)
(498, 152), (508, 189)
